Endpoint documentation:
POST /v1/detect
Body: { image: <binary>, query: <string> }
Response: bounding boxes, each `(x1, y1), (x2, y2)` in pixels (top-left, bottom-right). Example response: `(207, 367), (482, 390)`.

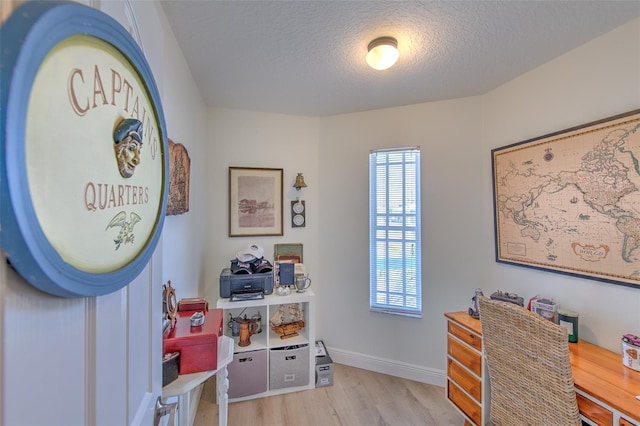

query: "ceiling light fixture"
(366, 36), (399, 71)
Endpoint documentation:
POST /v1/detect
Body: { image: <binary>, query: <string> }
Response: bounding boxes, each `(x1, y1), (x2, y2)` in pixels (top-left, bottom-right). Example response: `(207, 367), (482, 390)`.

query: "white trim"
(130, 391), (153, 426)
(124, 0), (145, 53)
(326, 346), (446, 387)
(84, 297), (97, 425)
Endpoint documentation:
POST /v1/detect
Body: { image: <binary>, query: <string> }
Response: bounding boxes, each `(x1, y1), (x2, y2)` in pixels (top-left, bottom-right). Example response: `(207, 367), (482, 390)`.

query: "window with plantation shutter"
(369, 147), (422, 317)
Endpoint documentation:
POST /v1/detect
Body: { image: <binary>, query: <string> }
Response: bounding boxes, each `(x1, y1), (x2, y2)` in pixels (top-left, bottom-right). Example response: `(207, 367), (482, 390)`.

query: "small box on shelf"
(162, 351), (180, 387)
(177, 297), (208, 311)
(529, 297), (558, 323)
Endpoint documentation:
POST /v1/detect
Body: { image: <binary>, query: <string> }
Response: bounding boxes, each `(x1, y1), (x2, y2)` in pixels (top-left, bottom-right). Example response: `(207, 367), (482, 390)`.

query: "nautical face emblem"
(113, 118), (143, 178)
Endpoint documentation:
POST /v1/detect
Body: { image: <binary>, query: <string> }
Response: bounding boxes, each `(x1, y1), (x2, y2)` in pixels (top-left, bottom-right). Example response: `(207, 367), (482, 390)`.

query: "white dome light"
(366, 37), (399, 71)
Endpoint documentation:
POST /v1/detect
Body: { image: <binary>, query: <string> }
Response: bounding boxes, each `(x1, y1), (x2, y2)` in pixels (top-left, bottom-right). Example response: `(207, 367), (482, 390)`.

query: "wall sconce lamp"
(366, 36), (399, 71)
(291, 173), (307, 228)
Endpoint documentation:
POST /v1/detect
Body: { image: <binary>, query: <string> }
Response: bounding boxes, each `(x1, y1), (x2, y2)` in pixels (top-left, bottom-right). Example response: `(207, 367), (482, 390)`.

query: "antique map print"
(493, 111), (640, 287)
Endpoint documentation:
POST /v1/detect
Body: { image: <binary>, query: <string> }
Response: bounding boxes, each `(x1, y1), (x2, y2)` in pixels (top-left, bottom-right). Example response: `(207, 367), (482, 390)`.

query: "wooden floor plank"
(193, 363), (464, 426)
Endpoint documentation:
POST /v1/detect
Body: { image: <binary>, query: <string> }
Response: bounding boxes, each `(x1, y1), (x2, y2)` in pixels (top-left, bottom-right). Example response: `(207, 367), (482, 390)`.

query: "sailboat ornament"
(270, 303), (305, 339)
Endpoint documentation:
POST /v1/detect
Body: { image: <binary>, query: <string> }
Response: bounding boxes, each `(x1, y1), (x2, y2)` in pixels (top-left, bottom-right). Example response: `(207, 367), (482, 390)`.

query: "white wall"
(481, 17), (640, 352)
(205, 17), (640, 384)
(204, 101), (484, 382)
(203, 109), (320, 304)
(318, 98), (482, 379)
(154, 4), (208, 298)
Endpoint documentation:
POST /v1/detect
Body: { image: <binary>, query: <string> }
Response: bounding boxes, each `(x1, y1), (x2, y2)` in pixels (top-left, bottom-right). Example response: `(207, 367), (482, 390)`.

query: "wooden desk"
(570, 340), (640, 425)
(163, 335), (234, 426)
(445, 311), (640, 426)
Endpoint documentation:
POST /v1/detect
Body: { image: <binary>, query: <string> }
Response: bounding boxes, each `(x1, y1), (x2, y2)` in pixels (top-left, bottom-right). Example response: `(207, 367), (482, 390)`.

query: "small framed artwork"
(229, 167), (283, 237)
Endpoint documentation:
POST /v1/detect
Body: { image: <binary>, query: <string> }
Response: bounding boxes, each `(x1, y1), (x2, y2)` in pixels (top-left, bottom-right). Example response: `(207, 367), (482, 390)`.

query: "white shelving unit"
(216, 289), (315, 402)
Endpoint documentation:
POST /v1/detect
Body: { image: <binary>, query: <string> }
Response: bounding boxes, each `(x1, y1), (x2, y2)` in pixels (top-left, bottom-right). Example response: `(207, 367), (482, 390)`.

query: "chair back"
(478, 296), (581, 426)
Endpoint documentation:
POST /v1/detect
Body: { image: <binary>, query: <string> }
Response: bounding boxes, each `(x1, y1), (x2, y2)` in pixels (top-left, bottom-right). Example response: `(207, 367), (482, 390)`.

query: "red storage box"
(163, 308), (224, 374)
(178, 297), (208, 311)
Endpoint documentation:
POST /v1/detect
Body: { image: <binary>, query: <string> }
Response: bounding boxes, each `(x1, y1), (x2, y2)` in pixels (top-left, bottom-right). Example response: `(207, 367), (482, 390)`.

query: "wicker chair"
(478, 296), (581, 426)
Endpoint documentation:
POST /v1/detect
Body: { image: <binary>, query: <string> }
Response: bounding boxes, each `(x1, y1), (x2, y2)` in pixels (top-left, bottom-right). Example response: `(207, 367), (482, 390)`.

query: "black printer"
(219, 268), (274, 300)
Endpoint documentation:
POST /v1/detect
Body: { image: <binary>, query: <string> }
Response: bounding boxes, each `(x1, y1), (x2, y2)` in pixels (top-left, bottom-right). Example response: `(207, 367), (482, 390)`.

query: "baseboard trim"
(326, 346), (446, 387)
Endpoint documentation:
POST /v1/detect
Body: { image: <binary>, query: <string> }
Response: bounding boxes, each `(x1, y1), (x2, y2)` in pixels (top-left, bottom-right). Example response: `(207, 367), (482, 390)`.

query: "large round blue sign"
(0, 1), (168, 297)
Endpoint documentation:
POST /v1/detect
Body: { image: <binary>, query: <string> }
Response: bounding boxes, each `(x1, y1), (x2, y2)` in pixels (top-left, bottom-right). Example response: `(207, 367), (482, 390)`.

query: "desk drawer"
(577, 393), (613, 425)
(448, 336), (482, 376)
(448, 321), (482, 351)
(447, 357), (481, 402)
(448, 379), (481, 426)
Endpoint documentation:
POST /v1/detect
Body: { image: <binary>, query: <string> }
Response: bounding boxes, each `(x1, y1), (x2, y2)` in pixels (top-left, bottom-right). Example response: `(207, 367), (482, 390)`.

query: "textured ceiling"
(160, 1), (640, 117)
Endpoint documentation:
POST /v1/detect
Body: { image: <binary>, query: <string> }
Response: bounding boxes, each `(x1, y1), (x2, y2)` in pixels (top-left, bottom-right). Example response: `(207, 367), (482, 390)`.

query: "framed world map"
(492, 109), (640, 288)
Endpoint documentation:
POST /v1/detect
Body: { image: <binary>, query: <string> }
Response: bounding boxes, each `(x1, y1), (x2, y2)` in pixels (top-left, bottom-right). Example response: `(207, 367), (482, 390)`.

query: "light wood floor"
(194, 363), (464, 426)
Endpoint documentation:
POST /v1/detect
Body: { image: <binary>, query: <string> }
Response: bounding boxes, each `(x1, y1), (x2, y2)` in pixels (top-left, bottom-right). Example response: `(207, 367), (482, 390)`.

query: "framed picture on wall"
(492, 109), (640, 289)
(229, 167), (283, 237)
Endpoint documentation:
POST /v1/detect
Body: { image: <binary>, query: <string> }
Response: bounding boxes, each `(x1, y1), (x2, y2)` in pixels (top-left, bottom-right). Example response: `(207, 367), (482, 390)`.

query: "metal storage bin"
(269, 344), (309, 390)
(315, 340), (333, 388)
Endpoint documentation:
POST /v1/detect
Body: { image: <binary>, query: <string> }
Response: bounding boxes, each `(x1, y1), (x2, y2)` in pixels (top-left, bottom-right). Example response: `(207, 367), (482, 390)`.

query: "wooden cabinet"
(445, 311), (640, 426)
(445, 312), (490, 426)
(217, 290), (315, 402)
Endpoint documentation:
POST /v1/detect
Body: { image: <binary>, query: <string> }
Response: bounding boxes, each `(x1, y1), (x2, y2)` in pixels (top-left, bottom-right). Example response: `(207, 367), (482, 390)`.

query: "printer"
(220, 268), (274, 300)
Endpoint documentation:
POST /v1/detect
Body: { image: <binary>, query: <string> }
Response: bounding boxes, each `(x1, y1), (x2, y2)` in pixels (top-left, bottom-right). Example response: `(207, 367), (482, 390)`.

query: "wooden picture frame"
(492, 109), (640, 288)
(229, 167), (283, 237)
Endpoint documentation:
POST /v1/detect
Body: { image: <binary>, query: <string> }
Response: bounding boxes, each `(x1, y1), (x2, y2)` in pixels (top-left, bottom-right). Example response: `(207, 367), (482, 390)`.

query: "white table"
(162, 335), (234, 426)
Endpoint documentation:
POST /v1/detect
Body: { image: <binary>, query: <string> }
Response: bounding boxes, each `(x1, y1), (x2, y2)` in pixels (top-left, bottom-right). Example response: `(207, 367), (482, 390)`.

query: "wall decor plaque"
(492, 110), (640, 288)
(167, 139), (190, 216)
(0, 1), (169, 297)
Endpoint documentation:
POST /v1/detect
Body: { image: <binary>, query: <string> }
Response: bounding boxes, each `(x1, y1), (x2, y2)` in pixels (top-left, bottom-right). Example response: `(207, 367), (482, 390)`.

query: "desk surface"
(445, 311), (640, 422)
(570, 339), (640, 421)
